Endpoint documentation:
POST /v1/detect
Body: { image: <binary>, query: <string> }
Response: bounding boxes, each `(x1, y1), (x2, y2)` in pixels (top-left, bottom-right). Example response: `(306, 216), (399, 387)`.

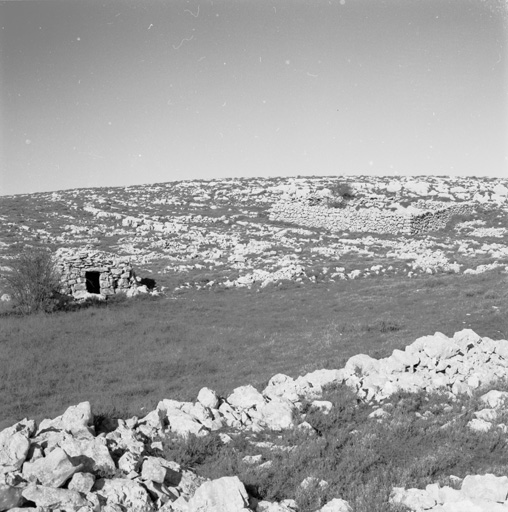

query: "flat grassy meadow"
(1, 270), (507, 430)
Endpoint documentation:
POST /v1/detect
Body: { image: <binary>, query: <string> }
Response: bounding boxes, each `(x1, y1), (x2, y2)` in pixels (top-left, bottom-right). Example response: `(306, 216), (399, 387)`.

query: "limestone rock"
(256, 500), (296, 511)
(481, 390), (508, 409)
(59, 435), (116, 477)
(263, 374), (300, 403)
(318, 498), (352, 512)
(197, 387), (220, 409)
(37, 401), (93, 436)
(0, 483), (23, 511)
(255, 397), (296, 430)
(95, 478), (155, 512)
(0, 421), (32, 474)
(67, 472), (95, 494)
(344, 354), (379, 377)
(187, 476), (250, 512)
(141, 456), (181, 486)
(432, 499), (508, 511)
(21, 484), (89, 511)
(227, 385), (266, 410)
(106, 423), (145, 455)
(298, 369), (345, 393)
(162, 406), (207, 438)
(118, 451), (142, 474)
(22, 447), (82, 487)
(461, 474), (508, 502)
(390, 487), (436, 510)
(310, 400), (333, 415)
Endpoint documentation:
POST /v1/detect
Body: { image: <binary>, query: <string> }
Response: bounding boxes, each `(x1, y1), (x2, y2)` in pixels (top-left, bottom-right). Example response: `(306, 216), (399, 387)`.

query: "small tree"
(5, 247), (62, 314)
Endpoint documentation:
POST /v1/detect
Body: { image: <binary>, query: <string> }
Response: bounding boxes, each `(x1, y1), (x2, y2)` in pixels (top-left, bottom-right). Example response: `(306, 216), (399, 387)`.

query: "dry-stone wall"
(56, 248), (136, 299)
(269, 200), (476, 235)
(409, 202), (476, 234)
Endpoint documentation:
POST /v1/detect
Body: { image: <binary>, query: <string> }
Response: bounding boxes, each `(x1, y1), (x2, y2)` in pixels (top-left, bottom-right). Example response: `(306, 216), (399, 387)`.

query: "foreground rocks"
(1, 328), (508, 511)
(391, 474), (508, 511)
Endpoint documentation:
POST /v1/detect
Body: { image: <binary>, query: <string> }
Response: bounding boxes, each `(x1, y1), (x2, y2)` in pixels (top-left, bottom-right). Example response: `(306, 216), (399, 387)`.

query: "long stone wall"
(269, 200), (476, 235)
(55, 248), (136, 299)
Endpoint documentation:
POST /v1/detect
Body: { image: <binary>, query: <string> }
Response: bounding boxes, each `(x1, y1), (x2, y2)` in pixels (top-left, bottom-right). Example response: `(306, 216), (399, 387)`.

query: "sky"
(0, 0), (507, 196)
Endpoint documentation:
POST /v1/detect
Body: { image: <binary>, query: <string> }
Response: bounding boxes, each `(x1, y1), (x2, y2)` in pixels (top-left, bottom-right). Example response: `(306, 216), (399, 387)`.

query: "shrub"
(328, 182), (355, 208)
(5, 246), (62, 314)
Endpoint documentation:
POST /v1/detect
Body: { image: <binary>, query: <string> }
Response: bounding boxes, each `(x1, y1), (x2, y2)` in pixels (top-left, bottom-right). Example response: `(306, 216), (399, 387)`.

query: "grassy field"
(1, 270), (507, 430)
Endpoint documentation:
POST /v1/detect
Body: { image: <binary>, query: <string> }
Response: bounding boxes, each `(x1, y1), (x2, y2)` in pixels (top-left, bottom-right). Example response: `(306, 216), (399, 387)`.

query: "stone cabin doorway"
(85, 271), (101, 294)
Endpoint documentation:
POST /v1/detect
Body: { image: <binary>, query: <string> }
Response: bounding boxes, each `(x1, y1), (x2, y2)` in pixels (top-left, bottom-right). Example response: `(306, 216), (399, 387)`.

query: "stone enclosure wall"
(269, 200), (476, 235)
(56, 249), (136, 299)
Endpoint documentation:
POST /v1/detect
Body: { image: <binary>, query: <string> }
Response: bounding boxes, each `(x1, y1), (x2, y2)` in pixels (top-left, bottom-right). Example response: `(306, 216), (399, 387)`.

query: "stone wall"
(408, 202), (476, 234)
(269, 200), (476, 235)
(56, 248), (136, 299)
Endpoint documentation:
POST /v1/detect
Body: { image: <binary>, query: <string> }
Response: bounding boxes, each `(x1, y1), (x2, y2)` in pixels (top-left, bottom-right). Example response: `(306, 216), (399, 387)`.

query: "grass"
(1, 271), (507, 430)
(1, 177), (508, 509)
(151, 382), (508, 512)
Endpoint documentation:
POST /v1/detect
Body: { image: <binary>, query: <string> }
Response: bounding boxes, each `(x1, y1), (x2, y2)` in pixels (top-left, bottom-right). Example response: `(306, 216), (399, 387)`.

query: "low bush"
(328, 182), (356, 209)
(5, 246), (62, 314)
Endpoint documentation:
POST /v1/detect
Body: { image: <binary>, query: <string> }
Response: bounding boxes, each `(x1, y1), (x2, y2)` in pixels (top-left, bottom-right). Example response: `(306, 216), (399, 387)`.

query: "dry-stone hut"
(55, 248), (137, 299)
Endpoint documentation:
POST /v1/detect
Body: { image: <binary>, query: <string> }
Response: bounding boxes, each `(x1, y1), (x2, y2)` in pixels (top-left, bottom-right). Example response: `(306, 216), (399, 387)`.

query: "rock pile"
(2, 329), (508, 511)
(340, 329), (508, 402)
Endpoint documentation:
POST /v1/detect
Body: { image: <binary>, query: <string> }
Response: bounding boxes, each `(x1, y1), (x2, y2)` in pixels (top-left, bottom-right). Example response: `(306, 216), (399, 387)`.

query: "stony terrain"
(1, 175), (508, 511)
(0, 175), (507, 295)
(2, 328), (508, 511)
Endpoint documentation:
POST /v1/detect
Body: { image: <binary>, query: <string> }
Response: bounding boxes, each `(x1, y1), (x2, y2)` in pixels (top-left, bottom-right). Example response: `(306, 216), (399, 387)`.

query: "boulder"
(263, 374), (300, 403)
(67, 472), (95, 494)
(461, 474), (508, 502)
(298, 369), (345, 392)
(227, 385), (266, 410)
(255, 397), (296, 430)
(21, 484), (89, 511)
(318, 498), (352, 512)
(344, 354), (379, 377)
(390, 487), (436, 510)
(59, 436), (116, 477)
(95, 478), (155, 512)
(409, 334), (460, 360)
(22, 447), (82, 487)
(37, 401), (93, 436)
(188, 476), (250, 512)
(197, 387), (220, 409)
(157, 400), (208, 437)
(0, 483), (23, 511)
(141, 456), (181, 486)
(453, 330), (481, 351)
(480, 390), (508, 409)
(0, 420), (33, 474)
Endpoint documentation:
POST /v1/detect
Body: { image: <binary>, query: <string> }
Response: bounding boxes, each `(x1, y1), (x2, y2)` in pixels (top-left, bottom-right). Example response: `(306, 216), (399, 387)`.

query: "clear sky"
(1, 0), (507, 196)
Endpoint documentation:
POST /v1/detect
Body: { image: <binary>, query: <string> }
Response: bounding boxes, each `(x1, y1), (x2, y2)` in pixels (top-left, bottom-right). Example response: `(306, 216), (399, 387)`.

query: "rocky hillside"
(0, 175), (507, 295)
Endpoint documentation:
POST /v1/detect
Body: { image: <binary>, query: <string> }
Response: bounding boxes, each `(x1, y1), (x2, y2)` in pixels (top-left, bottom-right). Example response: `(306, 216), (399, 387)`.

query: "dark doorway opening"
(139, 277), (156, 290)
(85, 271), (101, 294)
